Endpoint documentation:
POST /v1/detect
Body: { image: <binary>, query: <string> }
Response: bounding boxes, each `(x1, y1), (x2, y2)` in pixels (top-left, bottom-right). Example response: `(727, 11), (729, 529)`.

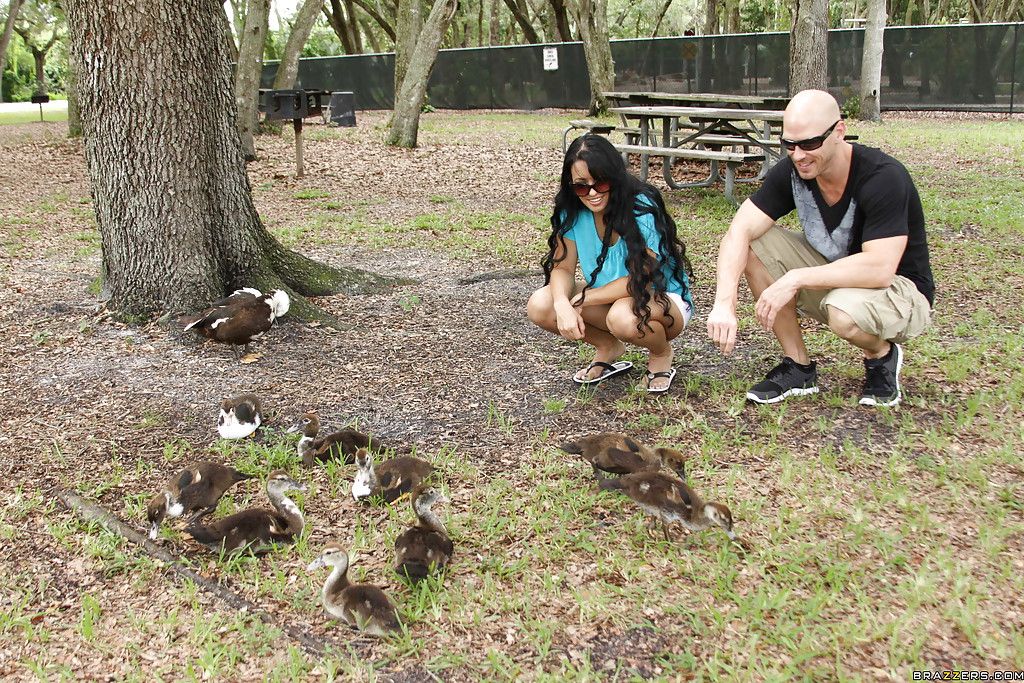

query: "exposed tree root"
(457, 268), (541, 285)
(58, 490), (331, 658)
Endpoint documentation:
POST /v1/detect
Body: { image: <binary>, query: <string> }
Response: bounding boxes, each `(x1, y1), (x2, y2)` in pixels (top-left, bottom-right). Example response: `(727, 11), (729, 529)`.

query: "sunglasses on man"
(572, 180), (612, 197)
(780, 119), (840, 152)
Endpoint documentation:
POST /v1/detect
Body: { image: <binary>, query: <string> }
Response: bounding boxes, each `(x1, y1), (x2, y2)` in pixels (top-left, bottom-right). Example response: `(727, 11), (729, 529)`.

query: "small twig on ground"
(457, 268), (541, 285)
(58, 490), (330, 658)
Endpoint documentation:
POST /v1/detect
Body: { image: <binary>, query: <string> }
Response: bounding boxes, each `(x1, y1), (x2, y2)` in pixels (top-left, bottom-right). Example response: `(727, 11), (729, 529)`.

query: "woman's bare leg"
(527, 285), (625, 381)
(605, 296), (686, 391)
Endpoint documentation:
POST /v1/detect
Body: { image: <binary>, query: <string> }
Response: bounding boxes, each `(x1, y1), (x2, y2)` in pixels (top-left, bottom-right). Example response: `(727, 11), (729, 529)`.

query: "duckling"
(146, 461), (252, 540)
(394, 486), (454, 582)
(308, 543), (401, 636)
(217, 393), (264, 439)
(594, 465), (735, 542)
(185, 469), (306, 553)
(183, 289), (290, 358)
(352, 448), (434, 503)
(286, 413), (383, 467)
(561, 432), (686, 477)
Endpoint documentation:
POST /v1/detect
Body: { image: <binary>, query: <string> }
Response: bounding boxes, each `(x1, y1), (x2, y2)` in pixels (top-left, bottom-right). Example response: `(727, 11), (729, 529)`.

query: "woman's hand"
(554, 299), (585, 340)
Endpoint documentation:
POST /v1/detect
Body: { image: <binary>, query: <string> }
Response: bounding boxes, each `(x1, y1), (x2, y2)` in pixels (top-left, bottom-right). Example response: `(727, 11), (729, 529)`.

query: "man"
(706, 89), (934, 407)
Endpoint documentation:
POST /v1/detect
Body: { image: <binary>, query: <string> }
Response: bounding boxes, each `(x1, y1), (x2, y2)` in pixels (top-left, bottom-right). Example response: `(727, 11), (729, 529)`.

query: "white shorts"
(666, 292), (693, 327)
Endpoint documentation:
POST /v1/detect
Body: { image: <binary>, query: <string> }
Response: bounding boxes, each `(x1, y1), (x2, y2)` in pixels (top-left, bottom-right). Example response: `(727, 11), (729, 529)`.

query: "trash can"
(327, 91), (356, 127)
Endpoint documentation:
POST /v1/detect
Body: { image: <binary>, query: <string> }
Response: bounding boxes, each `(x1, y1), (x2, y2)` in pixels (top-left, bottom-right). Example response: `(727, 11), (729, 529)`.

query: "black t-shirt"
(750, 144), (935, 305)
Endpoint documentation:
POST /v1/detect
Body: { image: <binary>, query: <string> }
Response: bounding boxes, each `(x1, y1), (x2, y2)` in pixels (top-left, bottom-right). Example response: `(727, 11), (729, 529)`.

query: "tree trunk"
(344, 0), (363, 52)
(570, 0), (614, 115)
(351, 0), (397, 41)
(502, 0), (541, 43)
(387, 0), (457, 147)
(858, 0), (886, 121)
(394, 0), (424, 96)
(486, 0), (499, 44)
(0, 0), (24, 103)
(789, 0), (828, 93)
(63, 0), (394, 322)
(704, 0), (718, 35)
(235, 0), (271, 161)
(324, 1), (356, 53)
(272, 0), (323, 89)
(66, 54), (82, 137)
(549, 0), (572, 40)
(361, 16), (383, 52)
(651, 0), (673, 37)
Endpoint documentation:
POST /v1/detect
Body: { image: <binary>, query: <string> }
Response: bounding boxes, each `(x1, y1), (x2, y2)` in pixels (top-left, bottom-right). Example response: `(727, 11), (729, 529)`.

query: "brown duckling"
(183, 289), (290, 358)
(217, 393), (264, 439)
(185, 470), (306, 553)
(394, 486), (454, 582)
(594, 465), (735, 542)
(352, 448), (434, 503)
(561, 432), (686, 477)
(286, 413), (382, 467)
(307, 543), (401, 636)
(146, 461), (252, 540)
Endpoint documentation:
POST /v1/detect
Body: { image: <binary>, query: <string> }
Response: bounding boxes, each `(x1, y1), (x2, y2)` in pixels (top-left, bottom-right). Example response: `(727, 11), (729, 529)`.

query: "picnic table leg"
(661, 117), (674, 187)
(724, 162), (740, 207)
(638, 119), (650, 182)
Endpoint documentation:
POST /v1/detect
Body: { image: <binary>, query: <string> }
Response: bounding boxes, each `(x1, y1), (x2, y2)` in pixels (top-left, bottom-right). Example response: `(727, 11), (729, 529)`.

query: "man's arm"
(754, 235), (907, 330)
(707, 200), (777, 355)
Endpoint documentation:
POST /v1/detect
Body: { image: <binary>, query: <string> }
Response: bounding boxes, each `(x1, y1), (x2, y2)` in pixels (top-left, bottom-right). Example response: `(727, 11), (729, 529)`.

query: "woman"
(526, 134), (694, 393)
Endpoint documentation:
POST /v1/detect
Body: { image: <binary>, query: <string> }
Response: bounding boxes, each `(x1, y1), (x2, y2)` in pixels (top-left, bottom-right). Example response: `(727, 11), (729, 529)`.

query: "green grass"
(5, 110), (1024, 680)
(0, 103), (69, 125)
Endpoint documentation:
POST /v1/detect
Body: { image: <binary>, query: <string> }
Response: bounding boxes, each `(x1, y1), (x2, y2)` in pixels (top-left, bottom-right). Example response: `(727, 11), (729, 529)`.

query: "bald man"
(706, 89), (934, 407)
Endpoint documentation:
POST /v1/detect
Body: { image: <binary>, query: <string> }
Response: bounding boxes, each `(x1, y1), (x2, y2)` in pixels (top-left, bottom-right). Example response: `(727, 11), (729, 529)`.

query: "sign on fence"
(543, 47), (559, 71)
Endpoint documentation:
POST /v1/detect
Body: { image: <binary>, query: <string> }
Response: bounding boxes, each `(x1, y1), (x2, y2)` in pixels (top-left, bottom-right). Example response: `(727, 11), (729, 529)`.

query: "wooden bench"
(562, 119), (641, 152)
(614, 143), (763, 206)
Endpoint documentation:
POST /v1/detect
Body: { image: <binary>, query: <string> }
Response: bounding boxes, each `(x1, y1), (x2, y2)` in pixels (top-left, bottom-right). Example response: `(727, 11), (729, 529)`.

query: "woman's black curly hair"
(541, 134), (693, 335)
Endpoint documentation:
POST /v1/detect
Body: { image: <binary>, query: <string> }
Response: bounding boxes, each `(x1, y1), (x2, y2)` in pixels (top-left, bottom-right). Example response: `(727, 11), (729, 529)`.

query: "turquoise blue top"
(563, 196), (693, 310)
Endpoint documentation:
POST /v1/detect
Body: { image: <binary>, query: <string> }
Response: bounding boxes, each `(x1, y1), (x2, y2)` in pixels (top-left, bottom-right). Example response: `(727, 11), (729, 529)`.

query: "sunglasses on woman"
(780, 120), (840, 152)
(572, 180), (612, 197)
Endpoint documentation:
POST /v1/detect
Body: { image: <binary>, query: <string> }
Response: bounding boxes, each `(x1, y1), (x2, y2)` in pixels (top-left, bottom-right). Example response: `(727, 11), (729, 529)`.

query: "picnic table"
(608, 105), (786, 206)
(602, 90), (791, 110)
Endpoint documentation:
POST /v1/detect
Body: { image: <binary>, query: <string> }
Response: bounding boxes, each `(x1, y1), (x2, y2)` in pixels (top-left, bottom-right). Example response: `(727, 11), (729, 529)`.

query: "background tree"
(789, 0), (828, 92)
(387, 0), (457, 147)
(12, 0), (63, 98)
(569, 0), (614, 114)
(858, 0), (885, 121)
(63, 0), (387, 321)
(234, 0), (271, 161)
(272, 0), (324, 88)
(0, 0), (24, 103)
(394, 0), (423, 97)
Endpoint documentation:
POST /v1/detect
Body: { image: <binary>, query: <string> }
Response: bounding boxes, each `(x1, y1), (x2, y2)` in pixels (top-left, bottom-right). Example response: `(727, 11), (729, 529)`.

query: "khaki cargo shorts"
(751, 226), (933, 343)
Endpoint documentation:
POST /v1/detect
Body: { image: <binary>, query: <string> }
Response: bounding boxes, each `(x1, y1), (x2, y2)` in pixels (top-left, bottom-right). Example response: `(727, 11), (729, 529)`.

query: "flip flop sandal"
(644, 367), (677, 394)
(572, 360), (633, 385)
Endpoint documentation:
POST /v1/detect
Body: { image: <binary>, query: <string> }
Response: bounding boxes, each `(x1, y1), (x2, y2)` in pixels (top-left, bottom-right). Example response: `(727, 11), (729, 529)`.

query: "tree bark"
(548, 0), (572, 40)
(394, 0), (424, 96)
(569, 0), (614, 115)
(704, 0), (718, 35)
(502, 0), (541, 44)
(323, 1), (356, 53)
(486, 0), (499, 44)
(272, 0), (323, 89)
(235, 0), (271, 161)
(0, 0), (24, 103)
(789, 0), (828, 93)
(387, 0), (457, 147)
(66, 54), (82, 137)
(64, 0), (395, 322)
(858, 0), (885, 121)
(344, 0), (363, 52)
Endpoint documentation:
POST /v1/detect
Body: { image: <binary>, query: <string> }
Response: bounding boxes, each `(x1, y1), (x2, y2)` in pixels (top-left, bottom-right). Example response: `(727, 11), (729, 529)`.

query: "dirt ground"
(1, 110), (1021, 681)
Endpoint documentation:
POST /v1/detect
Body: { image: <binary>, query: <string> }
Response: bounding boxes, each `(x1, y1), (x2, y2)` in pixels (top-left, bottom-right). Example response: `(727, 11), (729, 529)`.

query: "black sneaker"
(746, 357), (819, 404)
(859, 343), (903, 407)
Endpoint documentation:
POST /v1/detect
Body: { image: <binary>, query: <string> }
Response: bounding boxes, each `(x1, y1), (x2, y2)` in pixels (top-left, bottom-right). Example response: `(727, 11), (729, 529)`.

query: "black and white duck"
(286, 413), (383, 467)
(185, 469), (306, 553)
(561, 432), (686, 477)
(351, 448), (434, 503)
(394, 486), (454, 582)
(217, 393), (264, 439)
(307, 543), (401, 636)
(146, 461), (252, 540)
(594, 466), (735, 542)
(183, 288), (290, 358)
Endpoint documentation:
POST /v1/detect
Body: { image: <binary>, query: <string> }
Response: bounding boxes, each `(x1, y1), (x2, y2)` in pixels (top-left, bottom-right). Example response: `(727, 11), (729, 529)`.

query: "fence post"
(1011, 24), (1019, 115)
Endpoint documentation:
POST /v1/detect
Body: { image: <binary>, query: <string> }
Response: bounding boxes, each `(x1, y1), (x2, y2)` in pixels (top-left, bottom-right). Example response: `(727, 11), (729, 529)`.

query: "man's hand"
(706, 302), (739, 355)
(755, 273), (800, 331)
(554, 300), (585, 340)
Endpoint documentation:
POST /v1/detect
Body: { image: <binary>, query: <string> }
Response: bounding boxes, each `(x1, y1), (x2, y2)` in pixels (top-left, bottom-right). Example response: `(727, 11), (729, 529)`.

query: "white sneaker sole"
(859, 344), (903, 407)
(746, 386), (819, 404)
